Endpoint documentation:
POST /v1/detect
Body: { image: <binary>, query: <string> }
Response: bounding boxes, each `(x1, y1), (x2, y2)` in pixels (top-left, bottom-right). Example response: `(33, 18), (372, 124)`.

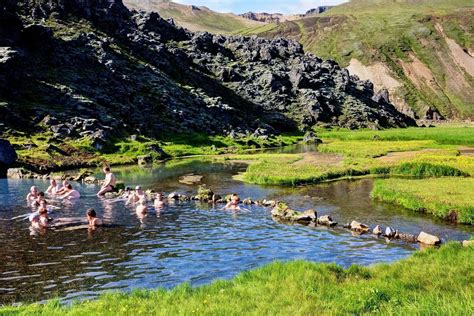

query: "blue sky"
(173, 0), (348, 14)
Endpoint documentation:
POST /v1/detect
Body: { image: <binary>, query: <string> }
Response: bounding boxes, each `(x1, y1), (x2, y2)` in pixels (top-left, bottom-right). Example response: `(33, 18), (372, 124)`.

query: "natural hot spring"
(0, 159), (472, 304)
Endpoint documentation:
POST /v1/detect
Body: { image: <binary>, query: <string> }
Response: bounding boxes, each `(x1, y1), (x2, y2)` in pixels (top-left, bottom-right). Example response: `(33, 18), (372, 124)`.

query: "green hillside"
(123, 0), (263, 34)
(238, 0), (474, 120)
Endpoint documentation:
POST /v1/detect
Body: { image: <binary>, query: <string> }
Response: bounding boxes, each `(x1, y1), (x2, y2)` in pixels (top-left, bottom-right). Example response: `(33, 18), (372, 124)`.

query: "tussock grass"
(372, 177), (474, 224)
(2, 243), (472, 315)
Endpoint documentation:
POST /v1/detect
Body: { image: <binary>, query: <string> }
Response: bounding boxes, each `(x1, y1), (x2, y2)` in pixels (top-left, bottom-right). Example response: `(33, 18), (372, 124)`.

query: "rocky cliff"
(239, 12), (285, 23)
(0, 0), (415, 154)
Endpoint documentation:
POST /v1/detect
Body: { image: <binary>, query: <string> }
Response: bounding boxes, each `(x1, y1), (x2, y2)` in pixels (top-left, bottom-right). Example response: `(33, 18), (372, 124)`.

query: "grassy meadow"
(1, 242), (472, 315)
(372, 177), (474, 224)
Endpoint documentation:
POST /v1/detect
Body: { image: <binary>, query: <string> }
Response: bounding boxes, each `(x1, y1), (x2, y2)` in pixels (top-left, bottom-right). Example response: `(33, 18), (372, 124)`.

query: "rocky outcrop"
(271, 202), (317, 224)
(302, 7), (333, 16)
(0, 0), (416, 151)
(0, 139), (17, 177)
(239, 12), (284, 23)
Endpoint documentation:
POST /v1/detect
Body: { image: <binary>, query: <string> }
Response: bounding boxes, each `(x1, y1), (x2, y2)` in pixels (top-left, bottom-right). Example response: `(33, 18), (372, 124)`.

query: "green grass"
(372, 177), (474, 224)
(317, 126), (474, 146)
(319, 140), (436, 157)
(2, 242), (472, 315)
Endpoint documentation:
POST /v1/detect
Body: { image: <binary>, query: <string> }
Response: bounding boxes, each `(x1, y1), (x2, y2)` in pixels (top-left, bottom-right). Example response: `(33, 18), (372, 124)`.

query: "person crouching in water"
(46, 179), (60, 195)
(86, 208), (102, 227)
(136, 198), (148, 215)
(97, 167), (117, 197)
(61, 184), (81, 199)
(31, 207), (51, 229)
(33, 192), (46, 207)
(127, 186), (145, 204)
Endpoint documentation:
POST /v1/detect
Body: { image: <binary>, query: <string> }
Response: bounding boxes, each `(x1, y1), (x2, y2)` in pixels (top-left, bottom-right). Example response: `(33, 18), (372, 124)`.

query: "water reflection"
(0, 158), (472, 305)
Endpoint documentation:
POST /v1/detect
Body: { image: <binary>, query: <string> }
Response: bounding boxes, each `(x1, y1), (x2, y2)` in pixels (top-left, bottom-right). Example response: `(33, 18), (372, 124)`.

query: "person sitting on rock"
(26, 186), (39, 204)
(154, 193), (165, 209)
(55, 180), (70, 195)
(224, 193), (241, 210)
(86, 208), (102, 227)
(97, 167), (117, 197)
(31, 207), (51, 229)
(46, 179), (60, 195)
(127, 186), (145, 204)
(61, 184), (81, 199)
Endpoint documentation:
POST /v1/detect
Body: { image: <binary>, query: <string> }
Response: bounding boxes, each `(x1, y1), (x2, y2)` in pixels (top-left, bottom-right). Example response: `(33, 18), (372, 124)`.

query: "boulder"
(317, 215), (337, 227)
(196, 185), (214, 201)
(271, 202), (317, 224)
(350, 220), (369, 233)
(242, 198), (254, 205)
(294, 209), (317, 223)
(372, 225), (383, 235)
(302, 131), (322, 144)
(83, 176), (97, 184)
(7, 167), (23, 179)
(261, 199), (276, 207)
(137, 154), (152, 165)
(417, 231), (441, 246)
(0, 139), (17, 177)
(384, 226), (397, 238)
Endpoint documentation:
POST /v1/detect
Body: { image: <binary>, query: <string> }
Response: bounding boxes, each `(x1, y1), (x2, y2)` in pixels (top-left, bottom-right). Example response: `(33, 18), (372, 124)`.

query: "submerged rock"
(417, 231), (441, 246)
(397, 233), (417, 243)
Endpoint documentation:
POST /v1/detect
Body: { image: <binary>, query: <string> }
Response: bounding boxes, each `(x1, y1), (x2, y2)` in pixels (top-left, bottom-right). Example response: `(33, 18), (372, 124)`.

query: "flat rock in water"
(179, 174), (203, 185)
(417, 231), (441, 245)
(350, 220), (369, 233)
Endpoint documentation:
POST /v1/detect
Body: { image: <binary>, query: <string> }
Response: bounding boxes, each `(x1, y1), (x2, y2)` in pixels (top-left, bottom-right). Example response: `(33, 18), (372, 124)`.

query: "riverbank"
(1, 242), (472, 315)
(372, 177), (474, 224)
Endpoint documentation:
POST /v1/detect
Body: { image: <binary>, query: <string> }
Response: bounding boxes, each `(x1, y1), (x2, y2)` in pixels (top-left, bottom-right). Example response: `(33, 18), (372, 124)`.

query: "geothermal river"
(0, 155), (472, 304)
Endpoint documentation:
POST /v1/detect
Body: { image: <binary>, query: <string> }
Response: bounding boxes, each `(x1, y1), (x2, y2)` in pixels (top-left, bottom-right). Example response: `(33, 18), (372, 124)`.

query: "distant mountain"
(239, 12), (285, 23)
(239, 0), (474, 120)
(123, 0), (262, 34)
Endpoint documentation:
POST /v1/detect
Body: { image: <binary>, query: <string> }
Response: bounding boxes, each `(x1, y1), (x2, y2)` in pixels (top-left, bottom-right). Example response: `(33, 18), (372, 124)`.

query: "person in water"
(86, 208), (102, 227)
(26, 186), (39, 203)
(127, 186), (145, 204)
(224, 193), (240, 210)
(136, 198), (148, 214)
(46, 179), (60, 195)
(55, 180), (70, 195)
(120, 187), (132, 199)
(61, 184), (81, 199)
(154, 193), (165, 209)
(33, 191), (46, 206)
(31, 207), (50, 229)
(97, 167), (117, 197)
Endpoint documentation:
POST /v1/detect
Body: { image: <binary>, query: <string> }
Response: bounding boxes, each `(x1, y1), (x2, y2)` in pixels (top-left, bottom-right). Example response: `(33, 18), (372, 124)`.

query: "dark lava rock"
(0, 139), (18, 177)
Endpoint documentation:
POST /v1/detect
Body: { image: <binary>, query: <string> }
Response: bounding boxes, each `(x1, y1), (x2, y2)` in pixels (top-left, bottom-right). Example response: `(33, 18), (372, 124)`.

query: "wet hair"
(38, 207), (47, 215)
(66, 184), (73, 190)
(125, 187), (131, 191)
(87, 208), (96, 218)
(38, 192), (45, 197)
(104, 167), (110, 172)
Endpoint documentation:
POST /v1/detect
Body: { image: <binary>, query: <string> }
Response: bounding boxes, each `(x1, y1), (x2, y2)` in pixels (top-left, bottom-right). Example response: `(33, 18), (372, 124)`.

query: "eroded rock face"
(0, 139), (17, 177)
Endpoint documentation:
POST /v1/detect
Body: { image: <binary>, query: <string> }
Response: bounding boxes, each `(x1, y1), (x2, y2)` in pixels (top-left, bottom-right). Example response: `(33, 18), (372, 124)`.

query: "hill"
(122, 0), (262, 34)
(238, 0), (474, 120)
(0, 0), (415, 172)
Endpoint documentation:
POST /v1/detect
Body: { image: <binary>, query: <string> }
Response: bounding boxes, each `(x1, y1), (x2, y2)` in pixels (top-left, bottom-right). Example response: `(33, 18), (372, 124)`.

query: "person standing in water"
(46, 179), (60, 195)
(61, 184), (81, 199)
(224, 193), (241, 210)
(97, 167), (117, 197)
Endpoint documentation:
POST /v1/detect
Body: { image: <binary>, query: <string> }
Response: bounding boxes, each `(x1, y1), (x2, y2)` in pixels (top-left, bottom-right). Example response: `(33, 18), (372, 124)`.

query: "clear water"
(0, 158), (472, 304)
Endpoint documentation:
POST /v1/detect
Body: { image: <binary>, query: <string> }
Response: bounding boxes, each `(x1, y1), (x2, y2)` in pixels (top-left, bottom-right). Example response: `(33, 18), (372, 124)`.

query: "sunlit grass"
(372, 177), (474, 224)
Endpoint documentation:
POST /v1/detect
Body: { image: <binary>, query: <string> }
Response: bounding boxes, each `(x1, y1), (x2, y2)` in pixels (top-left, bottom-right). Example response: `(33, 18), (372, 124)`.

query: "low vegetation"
(372, 177), (474, 224)
(2, 242), (472, 315)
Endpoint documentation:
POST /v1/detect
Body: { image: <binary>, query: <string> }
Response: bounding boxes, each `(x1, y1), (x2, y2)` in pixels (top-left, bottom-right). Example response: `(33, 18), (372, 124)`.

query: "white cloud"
(174, 0), (348, 14)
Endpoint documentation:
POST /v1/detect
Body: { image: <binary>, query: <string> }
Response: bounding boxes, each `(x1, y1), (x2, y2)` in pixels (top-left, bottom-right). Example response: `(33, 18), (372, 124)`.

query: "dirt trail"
(375, 149), (442, 164)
